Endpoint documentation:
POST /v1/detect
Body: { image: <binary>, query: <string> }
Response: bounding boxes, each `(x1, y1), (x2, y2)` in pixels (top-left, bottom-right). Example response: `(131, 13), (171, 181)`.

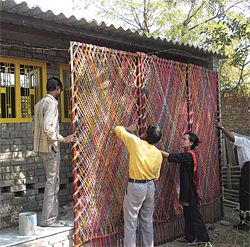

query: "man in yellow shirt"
(114, 124), (163, 247)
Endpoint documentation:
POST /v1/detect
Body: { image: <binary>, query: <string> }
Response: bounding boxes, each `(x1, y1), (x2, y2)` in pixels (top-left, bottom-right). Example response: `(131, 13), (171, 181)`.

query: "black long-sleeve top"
(168, 153), (198, 206)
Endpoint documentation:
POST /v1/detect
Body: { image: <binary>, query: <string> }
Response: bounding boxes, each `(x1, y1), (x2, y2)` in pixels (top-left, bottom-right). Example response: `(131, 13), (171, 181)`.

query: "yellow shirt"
(114, 126), (163, 180)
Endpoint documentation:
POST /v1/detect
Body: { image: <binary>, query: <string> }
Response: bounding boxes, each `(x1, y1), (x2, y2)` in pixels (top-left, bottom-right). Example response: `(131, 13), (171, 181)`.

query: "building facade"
(0, 0), (221, 229)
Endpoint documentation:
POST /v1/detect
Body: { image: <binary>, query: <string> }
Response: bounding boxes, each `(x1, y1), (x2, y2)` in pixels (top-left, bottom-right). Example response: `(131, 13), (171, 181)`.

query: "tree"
(74, 0), (250, 92)
(204, 14), (250, 93)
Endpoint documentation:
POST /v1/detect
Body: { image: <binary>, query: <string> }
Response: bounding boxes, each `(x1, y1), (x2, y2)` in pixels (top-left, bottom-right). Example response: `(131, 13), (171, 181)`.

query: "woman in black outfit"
(161, 132), (210, 245)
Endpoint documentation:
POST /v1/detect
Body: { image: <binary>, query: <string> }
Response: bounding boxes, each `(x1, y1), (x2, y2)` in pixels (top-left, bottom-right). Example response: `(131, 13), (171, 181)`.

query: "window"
(60, 65), (71, 122)
(0, 58), (46, 123)
(0, 62), (15, 119)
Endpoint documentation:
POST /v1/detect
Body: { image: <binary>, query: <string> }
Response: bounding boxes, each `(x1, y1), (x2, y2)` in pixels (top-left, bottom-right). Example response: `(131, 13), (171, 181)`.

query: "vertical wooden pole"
(217, 71), (225, 217)
(70, 41), (80, 246)
(136, 54), (146, 137)
(186, 64), (191, 131)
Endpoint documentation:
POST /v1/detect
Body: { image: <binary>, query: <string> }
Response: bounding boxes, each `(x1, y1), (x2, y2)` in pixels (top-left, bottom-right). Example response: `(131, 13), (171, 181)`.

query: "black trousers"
(183, 205), (209, 242)
(239, 161), (250, 224)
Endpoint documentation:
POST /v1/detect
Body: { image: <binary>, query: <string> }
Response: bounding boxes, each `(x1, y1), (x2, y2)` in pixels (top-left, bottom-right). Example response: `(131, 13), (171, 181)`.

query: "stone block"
(35, 169), (45, 176)
(27, 144), (34, 150)
(34, 157), (42, 162)
(33, 53), (47, 60)
(30, 182), (46, 189)
(25, 189), (39, 196)
(35, 194), (44, 201)
(21, 164), (35, 171)
(25, 176), (39, 184)
(27, 195), (36, 203)
(11, 145), (27, 152)
(11, 158), (26, 165)
(0, 180), (13, 187)
(13, 151), (23, 159)
(0, 123), (8, 131)
(24, 150), (37, 158)
(13, 178), (25, 185)
(26, 158), (35, 164)
(26, 171), (35, 176)
(0, 166), (11, 173)
(0, 193), (14, 201)
(1, 173), (14, 181)
(9, 50), (25, 57)
(1, 146), (10, 152)
(0, 159), (11, 166)
(12, 197), (27, 205)
(38, 176), (46, 182)
(12, 166), (22, 172)
(4, 173), (14, 180)
(0, 132), (10, 138)
(36, 163), (44, 169)
(0, 152), (13, 160)
(24, 52), (33, 58)
(11, 184), (26, 192)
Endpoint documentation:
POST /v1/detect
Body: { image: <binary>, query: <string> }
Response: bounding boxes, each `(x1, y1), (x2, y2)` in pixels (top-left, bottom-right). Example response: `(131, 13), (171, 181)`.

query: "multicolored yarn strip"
(188, 65), (220, 200)
(70, 42), (138, 246)
(69, 42), (222, 246)
(140, 55), (188, 244)
(188, 65), (221, 222)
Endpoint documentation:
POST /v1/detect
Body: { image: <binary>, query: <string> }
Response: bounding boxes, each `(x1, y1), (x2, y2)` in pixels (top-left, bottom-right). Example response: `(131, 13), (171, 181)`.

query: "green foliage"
(77, 0), (250, 92)
(204, 14), (249, 91)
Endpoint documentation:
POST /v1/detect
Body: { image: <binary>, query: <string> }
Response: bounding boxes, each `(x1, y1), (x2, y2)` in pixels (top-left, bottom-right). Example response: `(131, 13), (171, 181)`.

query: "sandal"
(40, 220), (66, 227)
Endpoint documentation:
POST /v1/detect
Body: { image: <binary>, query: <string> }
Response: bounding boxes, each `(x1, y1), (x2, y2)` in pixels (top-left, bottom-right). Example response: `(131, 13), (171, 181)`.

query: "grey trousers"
(123, 181), (155, 247)
(40, 151), (60, 226)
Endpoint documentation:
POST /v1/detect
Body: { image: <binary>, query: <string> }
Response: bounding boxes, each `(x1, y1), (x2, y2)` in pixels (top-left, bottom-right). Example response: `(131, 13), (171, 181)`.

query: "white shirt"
(33, 94), (64, 153)
(234, 135), (250, 169)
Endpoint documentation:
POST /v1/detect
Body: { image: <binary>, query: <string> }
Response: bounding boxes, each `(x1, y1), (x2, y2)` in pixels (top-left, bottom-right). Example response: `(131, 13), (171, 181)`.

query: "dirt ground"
(160, 207), (249, 247)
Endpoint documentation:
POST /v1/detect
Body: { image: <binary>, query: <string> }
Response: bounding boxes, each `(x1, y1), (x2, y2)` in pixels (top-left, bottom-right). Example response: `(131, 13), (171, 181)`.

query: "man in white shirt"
(33, 77), (75, 227)
(216, 122), (249, 231)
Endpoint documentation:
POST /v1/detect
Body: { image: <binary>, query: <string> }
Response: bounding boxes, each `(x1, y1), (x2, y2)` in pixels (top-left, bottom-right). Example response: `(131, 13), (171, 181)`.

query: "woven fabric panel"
(188, 65), (220, 204)
(70, 43), (138, 245)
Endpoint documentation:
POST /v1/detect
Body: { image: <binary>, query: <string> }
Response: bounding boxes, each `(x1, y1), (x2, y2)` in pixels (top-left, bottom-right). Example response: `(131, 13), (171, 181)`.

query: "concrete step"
(0, 225), (74, 247)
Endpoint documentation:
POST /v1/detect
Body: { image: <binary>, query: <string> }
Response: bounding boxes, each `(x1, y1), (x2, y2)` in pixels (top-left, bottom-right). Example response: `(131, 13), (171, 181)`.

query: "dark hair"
(184, 132), (199, 150)
(145, 125), (162, 144)
(46, 77), (63, 92)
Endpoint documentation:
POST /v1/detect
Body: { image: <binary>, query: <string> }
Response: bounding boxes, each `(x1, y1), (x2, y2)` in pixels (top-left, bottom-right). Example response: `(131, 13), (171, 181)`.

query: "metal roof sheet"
(0, 0), (224, 57)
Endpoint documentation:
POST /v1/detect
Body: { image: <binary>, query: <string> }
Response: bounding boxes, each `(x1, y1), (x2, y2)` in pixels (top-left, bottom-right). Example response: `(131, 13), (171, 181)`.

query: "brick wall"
(221, 92), (250, 136)
(0, 27), (73, 229)
(0, 123), (73, 229)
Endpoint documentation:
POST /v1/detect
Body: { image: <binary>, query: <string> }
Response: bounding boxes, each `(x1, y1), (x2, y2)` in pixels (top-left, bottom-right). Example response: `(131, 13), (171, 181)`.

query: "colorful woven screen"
(188, 65), (221, 222)
(140, 55), (188, 244)
(70, 42), (221, 246)
(70, 42), (138, 245)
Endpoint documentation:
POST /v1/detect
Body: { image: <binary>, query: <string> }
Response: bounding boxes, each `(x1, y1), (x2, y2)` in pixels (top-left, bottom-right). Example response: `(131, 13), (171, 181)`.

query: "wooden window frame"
(0, 57), (47, 123)
(59, 64), (71, 123)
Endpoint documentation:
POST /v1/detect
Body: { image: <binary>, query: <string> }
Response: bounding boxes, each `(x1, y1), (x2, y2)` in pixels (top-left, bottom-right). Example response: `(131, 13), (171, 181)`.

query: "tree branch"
(143, 0), (150, 34)
(237, 55), (248, 85)
(130, 2), (144, 33)
(189, 0), (244, 31)
(182, 0), (204, 26)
